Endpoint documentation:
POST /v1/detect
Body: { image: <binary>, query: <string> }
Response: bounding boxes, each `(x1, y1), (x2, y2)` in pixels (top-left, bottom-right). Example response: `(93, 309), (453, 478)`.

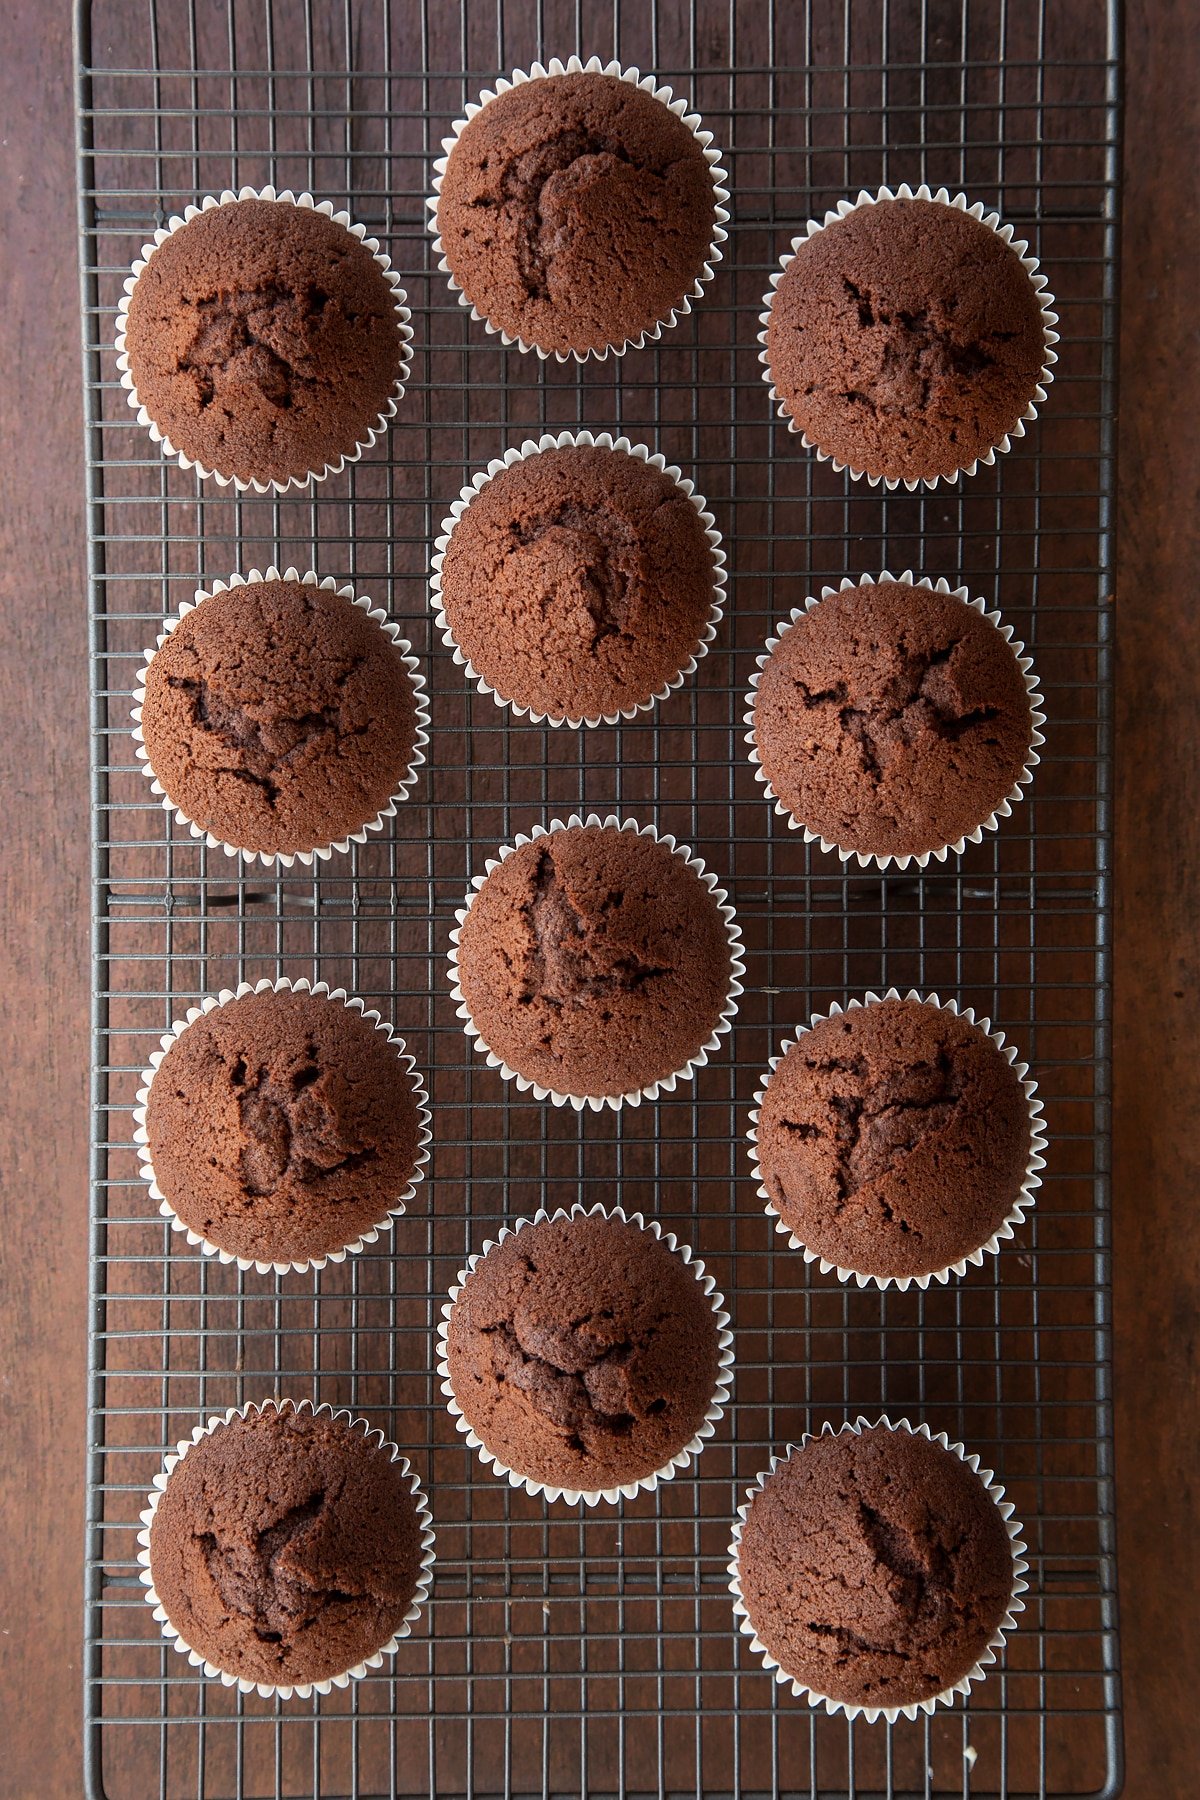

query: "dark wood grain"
(1113, 1), (1200, 1795)
(0, 1), (1195, 1795)
(0, 4), (91, 1796)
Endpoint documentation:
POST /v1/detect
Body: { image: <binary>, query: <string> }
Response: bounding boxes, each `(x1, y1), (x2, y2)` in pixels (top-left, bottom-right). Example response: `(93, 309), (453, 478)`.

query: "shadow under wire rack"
(76, 0), (1123, 1795)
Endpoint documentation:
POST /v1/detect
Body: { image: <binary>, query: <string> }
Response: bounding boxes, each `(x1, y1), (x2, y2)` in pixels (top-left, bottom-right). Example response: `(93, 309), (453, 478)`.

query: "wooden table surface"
(0, 2), (1195, 1796)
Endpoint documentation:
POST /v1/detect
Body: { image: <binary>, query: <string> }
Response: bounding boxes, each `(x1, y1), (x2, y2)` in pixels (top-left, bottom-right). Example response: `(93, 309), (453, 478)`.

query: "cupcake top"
(148, 1405), (425, 1688)
(751, 579), (1034, 861)
(437, 443), (719, 722)
(123, 197), (406, 487)
(436, 71), (718, 357)
(145, 986), (424, 1266)
(445, 1211), (721, 1493)
(454, 823), (733, 1101)
(753, 997), (1032, 1280)
(139, 578), (420, 858)
(735, 1426), (1016, 1709)
(765, 196), (1048, 483)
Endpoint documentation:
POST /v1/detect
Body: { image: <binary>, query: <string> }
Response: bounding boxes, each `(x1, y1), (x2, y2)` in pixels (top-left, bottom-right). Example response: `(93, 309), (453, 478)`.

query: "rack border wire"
(75, 0), (1124, 1796)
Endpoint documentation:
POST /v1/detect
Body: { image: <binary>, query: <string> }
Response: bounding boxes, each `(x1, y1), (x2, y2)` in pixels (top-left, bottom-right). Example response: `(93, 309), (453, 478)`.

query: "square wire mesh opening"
(78, 0), (1122, 1794)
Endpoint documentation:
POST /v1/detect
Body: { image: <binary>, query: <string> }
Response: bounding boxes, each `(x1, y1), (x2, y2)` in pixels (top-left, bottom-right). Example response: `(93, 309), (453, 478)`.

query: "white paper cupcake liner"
(133, 977), (433, 1276)
(744, 570), (1046, 872)
(447, 812), (746, 1111)
(430, 430), (727, 728)
(136, 1397), (436, 1700)
(436, 1201), (736, 1505)
(747, 988), (1047, 1291)
(131, 565), (431, 869)
(115, 186), (414, 495)
(728, 1415), (1029, 1723)
(759, 182), (1060, 490)
(426, 55), (730, 363)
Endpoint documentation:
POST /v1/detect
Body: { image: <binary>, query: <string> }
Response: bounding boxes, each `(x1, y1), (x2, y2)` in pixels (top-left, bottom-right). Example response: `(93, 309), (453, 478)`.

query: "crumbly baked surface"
(765, 197), (1047, 482)
(140, 578), (418, 857)
(445, 1212), (721, 1491)
(148, 1406), (423, 1687)
(754, 997), (1032, 1279)
(146, 986), (423, 1265)
(439, 444), (717, 720)
(736, 1426), (1015, 1708)
(124, 197), (405, 486)
(455, 823), (733, 1099)
(436, 71), (717, 356)
(751, 579), (1033, 859)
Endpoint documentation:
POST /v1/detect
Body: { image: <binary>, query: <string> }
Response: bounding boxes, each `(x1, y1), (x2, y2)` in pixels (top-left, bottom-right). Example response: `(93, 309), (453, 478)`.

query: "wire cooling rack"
(76, 0), (1123, 1795)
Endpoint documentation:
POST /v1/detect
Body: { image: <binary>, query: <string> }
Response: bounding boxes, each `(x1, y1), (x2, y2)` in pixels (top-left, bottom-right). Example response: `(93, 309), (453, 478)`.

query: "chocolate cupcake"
(760, 184), (1057, 488)
(138, 1400), (435, 1697)
(449, 815), (744, 1109)
(135, 979), (432, 1274)
(432, 433), (725, 725)
(749, 992), (1045, 1288)
(132, 567), (429, 867)
(438, 1206), (734, 1503)
(729, 1419), (1027, 1721)
(116, 187), (413, 492)
(430, 56), (729, 360)
(746, 573), (1043, 869)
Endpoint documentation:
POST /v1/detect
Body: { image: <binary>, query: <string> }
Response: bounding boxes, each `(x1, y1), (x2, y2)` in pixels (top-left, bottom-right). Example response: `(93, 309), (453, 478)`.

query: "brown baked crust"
(736, 1426), (1015, 1709)
(445, 1212), (721, 1491)
(455, 823), (733, 1100)
(436, 71), (717, 356)
(753, 997), (1032, 1280)
(124, 197), (405, 487)
(438, 444), (718, 720)
(751, 579), (1034, 859)
(146, 987), (423, 1265)
(765, 197), (1047, 483)
(140, 578), (419, 857)
(148, 1405), (423, 1687)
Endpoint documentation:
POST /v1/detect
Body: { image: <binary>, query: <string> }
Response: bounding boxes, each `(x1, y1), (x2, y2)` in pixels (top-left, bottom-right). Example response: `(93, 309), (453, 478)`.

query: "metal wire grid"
(76, 0), (1121, 1795)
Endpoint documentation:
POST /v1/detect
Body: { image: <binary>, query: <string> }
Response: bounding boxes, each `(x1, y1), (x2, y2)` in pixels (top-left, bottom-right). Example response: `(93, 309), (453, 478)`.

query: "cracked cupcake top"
(438, 444), (719, 720)
(754, 997), (1032, 1280)
(751, 579), (1034, 860)
(736, 1426), (1016, 1709)
(445, 1211), (721, 1492)
(436, 71), (718, 356)
(140, 578), (419, 857)
(148, 1405), (423, 1687)
(146, 986), (423, 1265)
(765, 197), (1047, 482)
(455, 823), (733, 1100)
(124, 198), (405, 486)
